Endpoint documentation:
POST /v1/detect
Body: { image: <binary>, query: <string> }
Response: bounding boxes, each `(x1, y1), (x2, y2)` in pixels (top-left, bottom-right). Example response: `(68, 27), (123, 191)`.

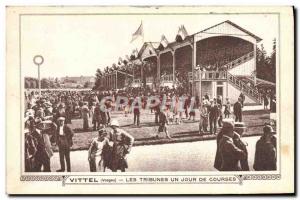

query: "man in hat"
(92, 102), (102, 130)
(253, 125), (277, 171)
(233, 97), (243, 122)
(239, 92), (245, 107)
(132, 96), (141, 127)
(65, 98), (73, 124)
(204, 93), (210, 101)
(44, 102), (53, 117)
(233, 122), (249, 171)
(54, 103), (66, 125)
(24, 128), (34, 172)
(109, 120), (134, 172)
(217, 120), (246, 171)
(25, 103), (35, 118)
(208, 99), (219, 134)
(55, 117), (74, 172)
(214, 118), (234, 170)
(26, 118), (51, 172)
(35, 107), (45, 119)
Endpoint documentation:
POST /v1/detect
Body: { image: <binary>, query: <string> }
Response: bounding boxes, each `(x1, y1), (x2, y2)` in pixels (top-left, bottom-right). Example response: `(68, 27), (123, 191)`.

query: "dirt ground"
(58, 109), (271, 151)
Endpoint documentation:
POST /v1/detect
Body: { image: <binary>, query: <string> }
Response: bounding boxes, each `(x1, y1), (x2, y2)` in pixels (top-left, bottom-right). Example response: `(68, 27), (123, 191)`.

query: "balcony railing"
(227, 72), (263, 103)
(188, 71), (227, 81)
(146, 77), (153, 83)
(161, 74), (174, 82)
(133, 79), (141, 84)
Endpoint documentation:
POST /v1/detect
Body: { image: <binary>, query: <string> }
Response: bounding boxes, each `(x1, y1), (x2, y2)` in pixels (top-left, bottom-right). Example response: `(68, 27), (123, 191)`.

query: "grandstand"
(98, 20), (275, 104)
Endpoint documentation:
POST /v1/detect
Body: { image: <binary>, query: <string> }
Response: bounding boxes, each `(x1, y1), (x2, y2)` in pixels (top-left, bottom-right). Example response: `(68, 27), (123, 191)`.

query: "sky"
(21, 13), (278, 78)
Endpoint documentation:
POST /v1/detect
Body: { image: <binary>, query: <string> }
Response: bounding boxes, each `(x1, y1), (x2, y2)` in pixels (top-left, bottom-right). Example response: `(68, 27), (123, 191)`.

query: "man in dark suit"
(218, 121), (246, 171)
(208, 99), (219, 134)
(253, 125), (277, 171)
(55, 117), (74, 172)
(27, 119), (51, 172)
(132, 97), (141, 126)
(204, 93), (210, 100)
(233, 97), (243, 122)
(239, 92), (245, 107)
(233, 122), (249, 171)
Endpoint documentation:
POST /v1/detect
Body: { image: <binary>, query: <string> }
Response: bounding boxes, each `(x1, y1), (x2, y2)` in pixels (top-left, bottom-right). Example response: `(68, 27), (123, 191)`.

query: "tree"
(269, 39), (276, 83)
(24, 77), (39, 88)
(256, 42), (276, 83)
(54, 78), (61, 88)
(31, 80), (37, 88)
(84, 81), (90, 88)
(94, 68), (105, 90)
(25, 80), (30, 88)
(41, 78), (50, 89)
(104, 66), (110, 74)
(49, 80), (56, 88)
(95, 68), (103, 78)
(112, 63), (119, 71)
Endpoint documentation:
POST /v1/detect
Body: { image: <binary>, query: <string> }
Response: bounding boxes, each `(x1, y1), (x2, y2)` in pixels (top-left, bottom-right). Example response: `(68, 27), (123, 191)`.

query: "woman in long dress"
(199, 104), (209, 134)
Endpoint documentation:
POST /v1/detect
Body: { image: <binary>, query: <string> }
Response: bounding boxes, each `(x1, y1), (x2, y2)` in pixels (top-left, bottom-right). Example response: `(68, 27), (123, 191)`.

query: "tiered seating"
(197, 43), (253, 71)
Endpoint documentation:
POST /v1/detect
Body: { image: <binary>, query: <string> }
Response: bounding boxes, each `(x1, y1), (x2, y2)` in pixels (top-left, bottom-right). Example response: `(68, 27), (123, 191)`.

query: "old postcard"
(6, 6), (294, 195)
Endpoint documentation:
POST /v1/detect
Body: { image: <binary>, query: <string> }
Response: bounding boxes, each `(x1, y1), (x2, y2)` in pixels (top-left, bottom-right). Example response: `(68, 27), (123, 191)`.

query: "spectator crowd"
(24, 87), (276, 172)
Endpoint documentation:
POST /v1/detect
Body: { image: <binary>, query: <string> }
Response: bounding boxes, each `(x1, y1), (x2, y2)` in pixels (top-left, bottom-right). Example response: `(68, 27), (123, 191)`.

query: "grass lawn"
(56, 109), (272, 151)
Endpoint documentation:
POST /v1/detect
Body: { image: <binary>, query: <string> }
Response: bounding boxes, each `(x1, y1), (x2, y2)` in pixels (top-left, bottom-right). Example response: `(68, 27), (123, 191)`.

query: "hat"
(222, 119), (234, 129)
(59, 103), (65, 108)
(45, 102), (52, 107)
(24, 128), (30, 134)
(263, 125), (275, 134)
(34, 117), (42, 124)
(37, 120), (53, 130)
(25, 111), (34, 118)
(58, 117), (65, 121)
(98, 128), (107, 135)
(110, 119), (119, 127)
(234, 122), (246, 129)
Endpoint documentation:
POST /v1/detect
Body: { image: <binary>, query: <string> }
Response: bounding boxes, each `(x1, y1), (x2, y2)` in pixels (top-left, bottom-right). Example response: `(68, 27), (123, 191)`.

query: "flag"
(159, 35), (169, 49)
(177, 25), (188, 41)
(131, 22), (144, 43)
(118, 57), (123, 65)
(131, 48), (139, 58)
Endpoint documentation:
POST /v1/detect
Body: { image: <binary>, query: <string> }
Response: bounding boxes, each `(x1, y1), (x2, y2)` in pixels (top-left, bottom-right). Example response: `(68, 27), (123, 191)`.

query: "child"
(155, 108), (172, 139)
(224, 98), (231, 118)
(88, 129), (110, 172)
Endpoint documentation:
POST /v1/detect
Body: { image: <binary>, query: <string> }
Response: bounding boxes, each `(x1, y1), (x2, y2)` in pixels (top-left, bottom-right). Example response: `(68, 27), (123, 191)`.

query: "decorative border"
(20, 175), (63, 181)
(19, 10), (281, 185)
(19, 173), (281, 186)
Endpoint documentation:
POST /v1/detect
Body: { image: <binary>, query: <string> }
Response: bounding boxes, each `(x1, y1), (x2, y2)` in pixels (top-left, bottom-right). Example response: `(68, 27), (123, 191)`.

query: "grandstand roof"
(136, 20), (262, 59)
(192, 20), (262, 42)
